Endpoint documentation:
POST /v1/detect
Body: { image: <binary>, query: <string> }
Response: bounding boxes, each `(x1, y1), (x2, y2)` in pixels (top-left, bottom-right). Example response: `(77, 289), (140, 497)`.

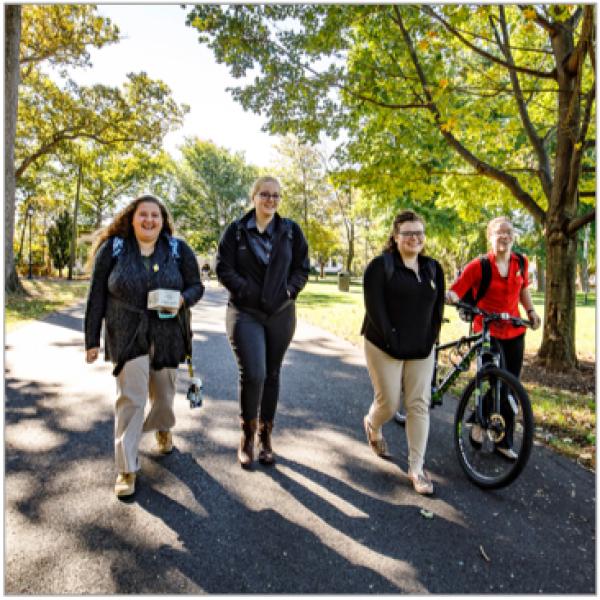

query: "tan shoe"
(154, 430), (173, 454)
(408, 470), (434, 495)
(363, 415), (391, 459)
(115, 472), (136, 497)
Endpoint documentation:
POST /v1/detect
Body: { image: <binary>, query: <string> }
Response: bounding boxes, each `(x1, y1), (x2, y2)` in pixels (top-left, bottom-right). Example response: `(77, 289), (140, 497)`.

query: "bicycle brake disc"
(487, 413), (506, 443)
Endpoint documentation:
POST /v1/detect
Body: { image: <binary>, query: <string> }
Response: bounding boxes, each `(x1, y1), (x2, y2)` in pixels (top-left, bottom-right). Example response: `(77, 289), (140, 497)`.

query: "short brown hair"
(383, 210), (425, 253)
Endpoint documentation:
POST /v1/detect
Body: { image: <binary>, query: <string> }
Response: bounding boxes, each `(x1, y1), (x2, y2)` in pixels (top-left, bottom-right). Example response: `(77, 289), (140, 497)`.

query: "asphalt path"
(5, 283), (595, 593)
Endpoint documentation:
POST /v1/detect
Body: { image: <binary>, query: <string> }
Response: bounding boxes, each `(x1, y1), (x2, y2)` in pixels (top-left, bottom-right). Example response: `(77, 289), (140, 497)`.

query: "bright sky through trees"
(64, 4), (278, 167)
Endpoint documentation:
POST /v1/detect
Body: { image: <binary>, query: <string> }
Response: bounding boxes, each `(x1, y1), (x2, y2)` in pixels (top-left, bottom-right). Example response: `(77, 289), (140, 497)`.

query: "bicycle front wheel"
(454, 366), (534, 489)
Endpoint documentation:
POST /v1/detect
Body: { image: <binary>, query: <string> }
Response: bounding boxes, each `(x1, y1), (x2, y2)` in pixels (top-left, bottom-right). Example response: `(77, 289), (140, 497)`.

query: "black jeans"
(488, 334), (525, 448)
(225, 301), (296, 422)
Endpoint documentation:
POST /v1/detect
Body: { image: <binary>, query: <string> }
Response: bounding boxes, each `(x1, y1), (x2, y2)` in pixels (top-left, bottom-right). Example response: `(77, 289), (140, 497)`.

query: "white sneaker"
(394, 411), (406, 426)
(496, 446), (518, 461)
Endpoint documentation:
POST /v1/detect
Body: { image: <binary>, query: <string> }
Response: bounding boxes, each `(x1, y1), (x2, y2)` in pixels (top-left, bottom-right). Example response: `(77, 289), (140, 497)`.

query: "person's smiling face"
(253, 181), (281, 220)
(394, 220), (425, 258)
(489, 221), (514, 255)
(132, 201), (163, 244)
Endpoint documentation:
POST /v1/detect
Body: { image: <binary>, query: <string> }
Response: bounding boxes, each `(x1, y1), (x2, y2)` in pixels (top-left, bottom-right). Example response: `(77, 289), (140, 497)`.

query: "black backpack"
(460, 252), (525, 308)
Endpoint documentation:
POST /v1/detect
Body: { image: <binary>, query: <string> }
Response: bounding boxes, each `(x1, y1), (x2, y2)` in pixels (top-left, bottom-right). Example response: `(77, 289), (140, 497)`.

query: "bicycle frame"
(431, 318), (503, 411)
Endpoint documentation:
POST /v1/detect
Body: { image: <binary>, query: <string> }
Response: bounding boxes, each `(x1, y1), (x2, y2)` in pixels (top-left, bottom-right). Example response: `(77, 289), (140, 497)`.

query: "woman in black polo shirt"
(216, 176), (310, 468)
(361, 210), (445, 495)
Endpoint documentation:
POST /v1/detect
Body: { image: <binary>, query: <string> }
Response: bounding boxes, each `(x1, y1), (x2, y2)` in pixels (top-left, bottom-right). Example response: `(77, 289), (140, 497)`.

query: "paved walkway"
(5, 283), (595, 593)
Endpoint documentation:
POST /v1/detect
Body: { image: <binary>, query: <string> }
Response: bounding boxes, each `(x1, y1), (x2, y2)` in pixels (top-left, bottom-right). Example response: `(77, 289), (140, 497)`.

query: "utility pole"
(68, 163), (82, 280)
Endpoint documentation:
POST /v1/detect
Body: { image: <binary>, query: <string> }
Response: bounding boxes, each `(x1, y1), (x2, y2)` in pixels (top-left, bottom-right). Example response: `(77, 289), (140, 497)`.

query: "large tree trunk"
(538, 24), (581, 370)
(536, 256), (545, 293)
(4, 5), (22, 293)
(539, 224), (578, 369)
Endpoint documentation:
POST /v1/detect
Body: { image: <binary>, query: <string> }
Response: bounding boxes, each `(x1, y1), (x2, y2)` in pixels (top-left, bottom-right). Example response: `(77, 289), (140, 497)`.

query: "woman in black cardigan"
(85, 195), (203, 497)
(361, 210), (445, 495)
(216, 176), (310, 468)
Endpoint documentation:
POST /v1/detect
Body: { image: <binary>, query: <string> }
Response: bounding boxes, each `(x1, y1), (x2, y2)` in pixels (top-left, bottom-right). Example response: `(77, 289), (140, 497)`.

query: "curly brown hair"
(383, 209), (425, 253)
(88, 195), (175, 266)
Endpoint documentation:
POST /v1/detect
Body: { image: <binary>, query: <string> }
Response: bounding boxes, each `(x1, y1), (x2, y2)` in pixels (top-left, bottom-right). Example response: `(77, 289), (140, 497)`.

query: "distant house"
(311, 257), (343, 274)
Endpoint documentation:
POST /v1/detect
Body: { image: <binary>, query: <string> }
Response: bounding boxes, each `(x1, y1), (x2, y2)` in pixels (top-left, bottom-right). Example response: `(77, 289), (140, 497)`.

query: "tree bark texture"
(537, 20), (585, 370)
(4, 5), (22, 293)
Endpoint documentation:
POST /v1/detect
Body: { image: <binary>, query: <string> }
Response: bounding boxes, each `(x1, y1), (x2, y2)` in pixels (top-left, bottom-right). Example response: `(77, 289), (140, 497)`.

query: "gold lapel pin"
(153, 264), (159, 272)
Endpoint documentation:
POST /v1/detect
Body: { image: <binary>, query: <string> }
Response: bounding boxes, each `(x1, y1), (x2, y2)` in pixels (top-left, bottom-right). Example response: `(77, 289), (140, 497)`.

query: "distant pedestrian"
(361, 210), (445, 495)
(446, 216), (541, 459)
(216, 176), (310, 468)
(84, 194), (203, 497)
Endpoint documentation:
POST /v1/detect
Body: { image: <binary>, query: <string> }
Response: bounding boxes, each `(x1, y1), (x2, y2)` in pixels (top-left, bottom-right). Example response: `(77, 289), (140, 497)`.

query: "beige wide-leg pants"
(364, 338), (434, 475)
(114, 354), (177, 473)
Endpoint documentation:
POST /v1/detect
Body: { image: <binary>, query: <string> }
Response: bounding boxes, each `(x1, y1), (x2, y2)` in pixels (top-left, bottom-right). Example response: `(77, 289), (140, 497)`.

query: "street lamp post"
(27, 205), (34, 279)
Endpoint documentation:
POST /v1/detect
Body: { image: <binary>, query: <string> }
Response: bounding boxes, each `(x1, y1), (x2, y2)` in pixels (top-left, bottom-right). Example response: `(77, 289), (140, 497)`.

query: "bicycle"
(395, 301), (534, 489)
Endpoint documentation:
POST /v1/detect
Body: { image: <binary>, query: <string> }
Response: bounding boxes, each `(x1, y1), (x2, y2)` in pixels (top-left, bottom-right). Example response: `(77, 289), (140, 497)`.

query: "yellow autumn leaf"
(574, 142), (582, 151)
(418, 39), (429, 51)
(439, 78), (449, 90)
(426, 30), (438, 38)
(523, 8), (536, 20)
(440, 117), (457, 132)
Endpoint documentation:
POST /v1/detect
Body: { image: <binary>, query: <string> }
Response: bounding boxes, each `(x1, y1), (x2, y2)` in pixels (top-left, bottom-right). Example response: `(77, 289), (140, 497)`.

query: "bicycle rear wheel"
(454, 366), (534, 489)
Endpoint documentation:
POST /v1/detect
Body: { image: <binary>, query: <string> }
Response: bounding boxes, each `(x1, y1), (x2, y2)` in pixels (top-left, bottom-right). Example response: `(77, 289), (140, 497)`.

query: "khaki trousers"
(364, 338), (434, 475)
(114, 354), (177, 473)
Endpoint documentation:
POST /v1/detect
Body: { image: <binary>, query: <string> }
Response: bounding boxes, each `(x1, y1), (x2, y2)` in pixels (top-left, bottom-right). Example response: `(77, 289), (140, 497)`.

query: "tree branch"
(567, 209), (595, 234)
(391, 6), (547, 225)
(422, 6), (557, 79)
(498, 6), (553, 200)
(565, 5), (594, 74)
(517, 5), (558, 36)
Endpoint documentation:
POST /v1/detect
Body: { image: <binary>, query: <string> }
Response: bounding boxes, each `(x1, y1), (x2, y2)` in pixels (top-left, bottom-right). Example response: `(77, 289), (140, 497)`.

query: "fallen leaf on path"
(479, 545), (491, 562)
(420, 509), (434, 519)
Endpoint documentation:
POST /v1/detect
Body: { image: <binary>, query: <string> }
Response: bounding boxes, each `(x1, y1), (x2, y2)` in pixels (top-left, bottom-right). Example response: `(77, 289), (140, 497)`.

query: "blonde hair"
(487, 216), (513, 239)
(250, 176), (281, 201)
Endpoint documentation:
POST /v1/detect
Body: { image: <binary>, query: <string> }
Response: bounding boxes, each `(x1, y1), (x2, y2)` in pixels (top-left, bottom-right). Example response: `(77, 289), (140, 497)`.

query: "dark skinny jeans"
(225, 301), (296, 422)
(487, 334), (525, 449)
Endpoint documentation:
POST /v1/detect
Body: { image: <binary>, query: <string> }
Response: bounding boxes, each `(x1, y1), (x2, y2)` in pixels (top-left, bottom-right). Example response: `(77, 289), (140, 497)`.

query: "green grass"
(297, 277), (596, 359)
(5, 278), (89, 331)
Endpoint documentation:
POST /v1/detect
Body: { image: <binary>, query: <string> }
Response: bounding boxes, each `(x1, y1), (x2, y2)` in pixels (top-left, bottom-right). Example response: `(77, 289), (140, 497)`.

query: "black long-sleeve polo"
(361, 251), (445, 360)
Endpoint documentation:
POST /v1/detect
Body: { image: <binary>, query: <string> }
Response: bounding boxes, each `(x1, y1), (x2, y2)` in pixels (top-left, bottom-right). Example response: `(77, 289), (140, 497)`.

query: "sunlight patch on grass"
(5, 278), (89, 330)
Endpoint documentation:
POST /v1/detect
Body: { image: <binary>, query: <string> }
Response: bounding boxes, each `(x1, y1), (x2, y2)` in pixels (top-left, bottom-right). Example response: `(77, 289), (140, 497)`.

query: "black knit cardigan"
(84, 232), (204, 374)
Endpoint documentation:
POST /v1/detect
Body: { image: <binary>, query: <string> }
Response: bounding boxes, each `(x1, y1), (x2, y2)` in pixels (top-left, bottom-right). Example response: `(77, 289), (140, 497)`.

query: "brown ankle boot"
(238, 418), (257, 468)
(258, 420), (275, 465)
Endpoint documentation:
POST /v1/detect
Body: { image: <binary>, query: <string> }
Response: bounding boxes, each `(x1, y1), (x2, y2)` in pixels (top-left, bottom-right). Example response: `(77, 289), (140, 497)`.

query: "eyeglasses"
(257, 192), (281, 200)
(397, 231), (425, 239)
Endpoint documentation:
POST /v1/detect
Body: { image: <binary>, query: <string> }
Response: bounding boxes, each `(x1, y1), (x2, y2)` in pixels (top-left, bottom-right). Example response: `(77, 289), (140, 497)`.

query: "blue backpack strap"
(168, 236), (180, 259)
(112, 236), (124, 258)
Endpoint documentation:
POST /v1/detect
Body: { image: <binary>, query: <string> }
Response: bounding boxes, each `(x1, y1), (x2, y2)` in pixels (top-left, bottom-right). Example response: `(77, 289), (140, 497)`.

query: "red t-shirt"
(450, 251), (529, 339)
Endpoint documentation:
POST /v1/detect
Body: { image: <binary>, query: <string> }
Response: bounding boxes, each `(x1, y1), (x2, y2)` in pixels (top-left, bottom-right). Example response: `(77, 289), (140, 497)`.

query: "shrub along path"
(5, 284), (595, 593)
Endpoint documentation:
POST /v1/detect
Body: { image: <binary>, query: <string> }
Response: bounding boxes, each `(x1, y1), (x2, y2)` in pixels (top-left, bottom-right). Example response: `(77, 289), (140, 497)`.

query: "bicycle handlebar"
(451, 300), (532, 329)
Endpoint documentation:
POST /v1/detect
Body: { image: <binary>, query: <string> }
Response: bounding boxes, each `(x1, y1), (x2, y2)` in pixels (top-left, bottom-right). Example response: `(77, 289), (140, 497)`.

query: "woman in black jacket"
(85, 195), (203, 497)
(361, 210), (445, 495)
(216, 176), (310, 468)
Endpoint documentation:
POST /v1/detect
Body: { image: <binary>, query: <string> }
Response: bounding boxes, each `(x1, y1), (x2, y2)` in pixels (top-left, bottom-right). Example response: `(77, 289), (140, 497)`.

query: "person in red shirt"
(446, 216), (541, 459)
